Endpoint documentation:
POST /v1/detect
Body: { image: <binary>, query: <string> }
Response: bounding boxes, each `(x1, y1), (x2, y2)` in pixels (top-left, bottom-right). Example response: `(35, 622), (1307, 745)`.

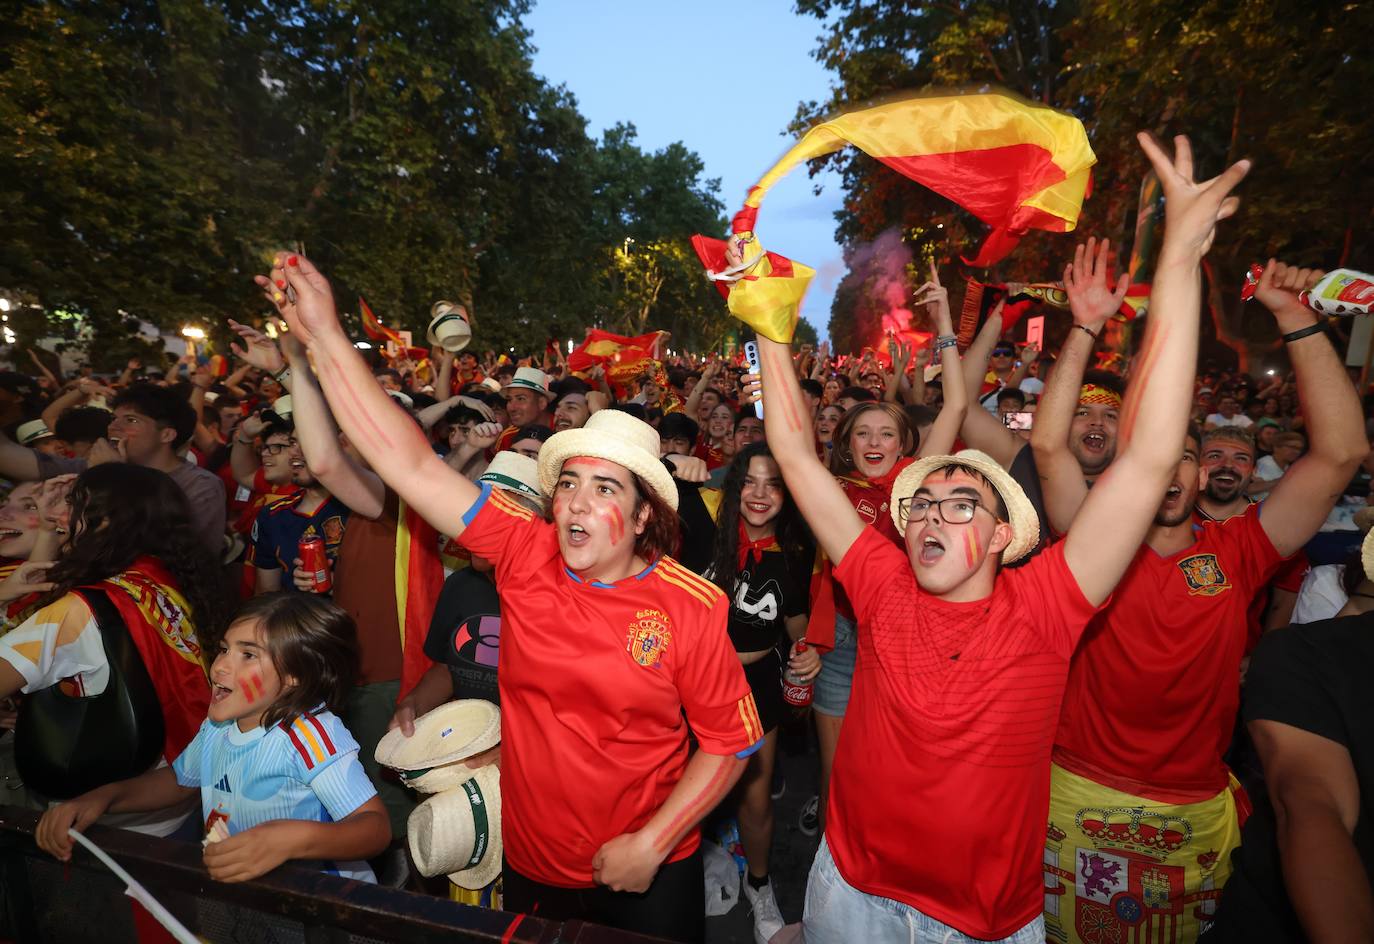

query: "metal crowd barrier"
(0, 806), (662, 943)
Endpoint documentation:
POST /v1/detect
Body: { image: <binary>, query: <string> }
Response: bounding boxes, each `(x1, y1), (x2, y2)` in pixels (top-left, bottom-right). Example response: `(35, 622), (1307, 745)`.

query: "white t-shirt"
(0, 595), (193, 836)
(1252, 454), (1286, 501)
(1205, 412), (1254, 428)
(1291, 564), (1348, 625)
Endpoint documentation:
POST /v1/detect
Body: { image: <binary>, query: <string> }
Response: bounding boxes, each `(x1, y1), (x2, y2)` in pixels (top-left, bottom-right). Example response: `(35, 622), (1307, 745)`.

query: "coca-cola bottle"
(781, 640), (814, 708)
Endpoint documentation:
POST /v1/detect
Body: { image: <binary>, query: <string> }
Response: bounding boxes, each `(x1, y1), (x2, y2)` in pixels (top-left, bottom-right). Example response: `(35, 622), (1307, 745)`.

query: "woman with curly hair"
(704, 442), (818, 943)
(0, 463), (228, 836)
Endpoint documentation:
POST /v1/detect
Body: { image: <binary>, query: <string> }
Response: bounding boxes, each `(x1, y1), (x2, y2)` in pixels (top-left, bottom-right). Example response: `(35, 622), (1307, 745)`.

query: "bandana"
(737, 519), (779, 572)
(1079, 384), (1123, 409)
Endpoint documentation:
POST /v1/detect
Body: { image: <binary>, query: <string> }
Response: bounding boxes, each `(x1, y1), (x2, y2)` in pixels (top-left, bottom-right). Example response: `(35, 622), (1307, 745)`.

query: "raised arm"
(758, 334), (866, 566)
(1030, 238), (1126, 533)
(1251, 261), (1368, 557)
(1063, 135), (1250, 605)
(229, 413), (267, 490)
(261, 255), (480, 538)
(916, 264), (967, 457)
(957, 302), (1024, 468)
(40, 383), (87, 433)
(279, 331), (386, 520)
(434, 348), (454, 399)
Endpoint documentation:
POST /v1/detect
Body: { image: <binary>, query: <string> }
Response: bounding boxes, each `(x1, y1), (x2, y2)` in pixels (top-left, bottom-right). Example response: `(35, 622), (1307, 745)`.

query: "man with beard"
(552, 382), (591, 432)
(492, 367), (553, 453)
(1197, 426), (1259, 521)
(1036, 259), (1367, 944)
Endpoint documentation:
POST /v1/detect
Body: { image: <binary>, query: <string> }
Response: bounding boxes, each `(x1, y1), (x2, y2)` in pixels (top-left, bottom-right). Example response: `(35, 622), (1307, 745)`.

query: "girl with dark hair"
(705, 443), (818, 944)
(0, 464), (229, 837)
(37, 593), (390, 883)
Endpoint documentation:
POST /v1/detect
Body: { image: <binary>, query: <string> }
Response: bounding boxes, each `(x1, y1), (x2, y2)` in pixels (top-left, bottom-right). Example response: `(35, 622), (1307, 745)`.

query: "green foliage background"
(0, 0), (730, 367)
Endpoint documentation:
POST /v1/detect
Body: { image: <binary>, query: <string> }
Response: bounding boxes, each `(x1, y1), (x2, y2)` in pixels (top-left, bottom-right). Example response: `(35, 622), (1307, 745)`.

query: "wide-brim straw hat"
(374, 700), (501, 795)
(1361, 513), (1374, 583)
(407, 764), (502, 889)
(427, 301), (472, 353)
(537, 409), (678, 511)
(16, 420), (54, 446)
(478, 451), (544, 507)
(890, 449), (1039, 564)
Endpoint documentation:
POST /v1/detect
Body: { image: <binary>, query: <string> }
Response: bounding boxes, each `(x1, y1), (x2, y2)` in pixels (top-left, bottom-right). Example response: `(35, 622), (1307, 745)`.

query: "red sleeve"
(458, 484), (558, 573)
(1272, 550), (1308, 593)
(670, 581), (760, 758)
(1230, 504), (1287, 590)
(1004, 541), (1100, 657)
(832, 525), (916, 631)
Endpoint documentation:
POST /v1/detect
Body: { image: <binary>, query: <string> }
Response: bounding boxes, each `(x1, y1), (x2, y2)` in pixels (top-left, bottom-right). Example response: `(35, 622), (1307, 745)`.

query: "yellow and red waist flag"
(695, 89), (1096, 343)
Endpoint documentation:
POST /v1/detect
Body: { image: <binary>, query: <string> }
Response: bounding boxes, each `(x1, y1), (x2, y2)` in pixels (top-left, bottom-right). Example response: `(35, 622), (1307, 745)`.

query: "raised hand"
(465, 421), (503, 451)
(1064, 237), (1131, 327)
(1019, 342), (1042, 365)
(1138, 133), (1250, 260)
(228, 319), (286, 374)
(252, 253), (341, 347)
(1253, 259), (1323, 320)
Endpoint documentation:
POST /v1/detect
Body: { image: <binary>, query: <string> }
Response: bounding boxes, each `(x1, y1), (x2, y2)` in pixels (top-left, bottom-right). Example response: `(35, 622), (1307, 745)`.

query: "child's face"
(209, 619), (290, 732)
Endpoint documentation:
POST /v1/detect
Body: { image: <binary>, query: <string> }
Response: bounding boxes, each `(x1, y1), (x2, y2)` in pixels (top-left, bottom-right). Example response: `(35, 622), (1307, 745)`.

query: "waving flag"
(359, 296), (427, 359)
(568, 329), (670, 399)
(696, 89), (1095, 342)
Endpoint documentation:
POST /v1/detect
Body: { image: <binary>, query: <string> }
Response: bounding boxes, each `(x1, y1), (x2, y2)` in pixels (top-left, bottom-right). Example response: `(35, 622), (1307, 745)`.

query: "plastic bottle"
(781, 640), (815, 708)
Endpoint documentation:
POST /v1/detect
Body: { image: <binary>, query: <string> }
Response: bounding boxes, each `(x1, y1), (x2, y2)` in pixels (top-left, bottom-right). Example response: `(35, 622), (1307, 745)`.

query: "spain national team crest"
(627, 608), (673, 668)
(1176, 553), (1231, 597)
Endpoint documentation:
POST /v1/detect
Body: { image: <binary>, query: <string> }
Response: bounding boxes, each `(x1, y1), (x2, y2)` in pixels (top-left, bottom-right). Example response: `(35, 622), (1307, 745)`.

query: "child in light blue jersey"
(36, 594), (390, 883)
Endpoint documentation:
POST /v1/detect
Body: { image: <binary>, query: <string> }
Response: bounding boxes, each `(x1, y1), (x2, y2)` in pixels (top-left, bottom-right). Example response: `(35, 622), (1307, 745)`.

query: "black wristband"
(1282, 323), (1324, 344)
(1073, 324), (1100, 340)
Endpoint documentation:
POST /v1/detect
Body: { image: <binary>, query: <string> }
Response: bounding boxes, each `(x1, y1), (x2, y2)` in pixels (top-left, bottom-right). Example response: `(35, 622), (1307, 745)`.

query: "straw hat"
(478, 452), (544, 507)
(270, 394), (293, 422)
(537, 409), (678, 511)
(16, 420), (54, 446)
(890, 449), (1040, 563)
(374, 699), (501, 795)
(503, 367), (550, 398)
(426, 301), (472, 353)
(480, 377), (503, 394)
(407, 764), (502, 889)
(1359, 510), (1374, 583)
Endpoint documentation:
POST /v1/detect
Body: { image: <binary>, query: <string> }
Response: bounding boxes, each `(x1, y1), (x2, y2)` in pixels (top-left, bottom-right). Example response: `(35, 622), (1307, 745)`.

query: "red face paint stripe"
(963, 530), (977, 569)
(606, 505), (625, 546)
(306, 714), (336, 754)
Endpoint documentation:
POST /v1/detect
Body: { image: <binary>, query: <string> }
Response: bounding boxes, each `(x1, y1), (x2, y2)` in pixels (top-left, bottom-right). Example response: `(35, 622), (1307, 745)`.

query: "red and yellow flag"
(359, 296), (428, 359)
(569, 329), (668, 399)
(695, 89), (1095, 342)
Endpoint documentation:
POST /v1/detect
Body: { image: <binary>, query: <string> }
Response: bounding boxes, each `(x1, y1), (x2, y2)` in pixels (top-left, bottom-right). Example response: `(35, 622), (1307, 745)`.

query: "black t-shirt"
(1214, 614), (1374, 941)
(1007, 443), (1049, 566)
(717, 545), (810, 654)
(675, 479), (714, 575)
(422, 568), (502, 706)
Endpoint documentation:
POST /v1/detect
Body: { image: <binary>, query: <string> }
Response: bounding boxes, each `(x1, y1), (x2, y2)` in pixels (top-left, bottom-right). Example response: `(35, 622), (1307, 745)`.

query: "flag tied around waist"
(693, 89), (1096, 343)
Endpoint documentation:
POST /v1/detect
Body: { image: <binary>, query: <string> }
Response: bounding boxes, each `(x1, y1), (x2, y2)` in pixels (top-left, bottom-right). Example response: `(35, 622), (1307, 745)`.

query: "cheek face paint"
(963, 529), (979, 569)
(605, 505), (625, 546)
(245, 671), (265, 702)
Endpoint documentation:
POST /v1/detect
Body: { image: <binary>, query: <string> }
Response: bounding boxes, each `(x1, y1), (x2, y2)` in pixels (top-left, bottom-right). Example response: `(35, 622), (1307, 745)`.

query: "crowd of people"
(0, 130), (1370, 944)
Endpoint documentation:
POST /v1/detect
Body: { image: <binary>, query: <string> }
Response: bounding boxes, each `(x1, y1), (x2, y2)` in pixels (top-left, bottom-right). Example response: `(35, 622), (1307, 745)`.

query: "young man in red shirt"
(259, 254), (758, 943)
(752, 133), (1249, 942)
(1033, 253), (1366, 944)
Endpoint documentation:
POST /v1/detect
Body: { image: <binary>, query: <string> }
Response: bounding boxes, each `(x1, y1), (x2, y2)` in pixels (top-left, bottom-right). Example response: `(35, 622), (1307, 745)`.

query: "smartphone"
(1003, 411), (1033, 430)
(743, 341), (764, 420)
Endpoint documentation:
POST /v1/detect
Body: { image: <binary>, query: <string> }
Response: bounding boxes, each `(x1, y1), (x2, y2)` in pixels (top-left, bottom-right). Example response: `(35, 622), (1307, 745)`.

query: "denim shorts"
(812, 613), (857, 717)
(802, 837), (1044, 944)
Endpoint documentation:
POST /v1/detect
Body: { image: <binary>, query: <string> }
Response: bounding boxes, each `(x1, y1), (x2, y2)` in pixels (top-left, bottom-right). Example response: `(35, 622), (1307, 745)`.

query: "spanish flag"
(569, 329), (669, 399)
(359, 296), (428, 359)
(395, 498), (444, 699)
(696, 89), (1095, 342)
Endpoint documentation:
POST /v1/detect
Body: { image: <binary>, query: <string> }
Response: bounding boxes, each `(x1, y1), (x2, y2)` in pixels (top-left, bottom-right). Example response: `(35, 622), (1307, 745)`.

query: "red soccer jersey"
(1055, 505), (1283, 799)
(828, 526), (1098, 939)
(458, 485), (760, 887)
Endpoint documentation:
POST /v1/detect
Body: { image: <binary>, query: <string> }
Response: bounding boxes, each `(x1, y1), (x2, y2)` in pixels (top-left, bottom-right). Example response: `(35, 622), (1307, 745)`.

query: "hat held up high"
(426, 300), (472, 353)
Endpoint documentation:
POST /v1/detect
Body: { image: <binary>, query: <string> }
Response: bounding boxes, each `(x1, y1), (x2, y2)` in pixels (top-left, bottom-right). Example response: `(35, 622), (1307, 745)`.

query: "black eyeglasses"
(260, 439), (298, 456)
(896, 496), (991, 528)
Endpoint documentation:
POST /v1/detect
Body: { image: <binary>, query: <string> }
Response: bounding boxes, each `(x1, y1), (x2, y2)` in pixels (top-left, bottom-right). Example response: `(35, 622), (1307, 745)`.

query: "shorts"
(812, 613), (856, 717)
(741, 648), (785, 735)
(803, 837), (1043, 943)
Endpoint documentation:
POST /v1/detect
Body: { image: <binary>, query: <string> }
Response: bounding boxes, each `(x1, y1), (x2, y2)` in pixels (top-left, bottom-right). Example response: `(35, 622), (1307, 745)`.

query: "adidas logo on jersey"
(214, 774), (232, 793)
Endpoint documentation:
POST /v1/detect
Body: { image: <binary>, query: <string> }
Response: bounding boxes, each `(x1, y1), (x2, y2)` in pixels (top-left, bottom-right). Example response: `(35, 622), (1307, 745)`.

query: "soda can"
(298, 535), (332, 593)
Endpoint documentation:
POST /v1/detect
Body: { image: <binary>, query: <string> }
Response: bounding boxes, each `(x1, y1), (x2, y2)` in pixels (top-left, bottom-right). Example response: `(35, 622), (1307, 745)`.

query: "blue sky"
(524, 0), (843, 341)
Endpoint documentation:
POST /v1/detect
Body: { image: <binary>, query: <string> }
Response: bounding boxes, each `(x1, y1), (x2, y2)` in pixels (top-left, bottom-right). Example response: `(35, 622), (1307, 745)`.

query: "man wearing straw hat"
(491, 366), (553, 454)
(747, 133), (1250, 942)
(257, 252), (760, 943)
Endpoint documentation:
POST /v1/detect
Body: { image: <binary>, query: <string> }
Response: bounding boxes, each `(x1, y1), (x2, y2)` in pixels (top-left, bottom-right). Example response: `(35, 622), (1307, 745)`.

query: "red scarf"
(806, 457), (915, 652)
(83, 557), (210, 763)
(737, 520), (779, 572)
